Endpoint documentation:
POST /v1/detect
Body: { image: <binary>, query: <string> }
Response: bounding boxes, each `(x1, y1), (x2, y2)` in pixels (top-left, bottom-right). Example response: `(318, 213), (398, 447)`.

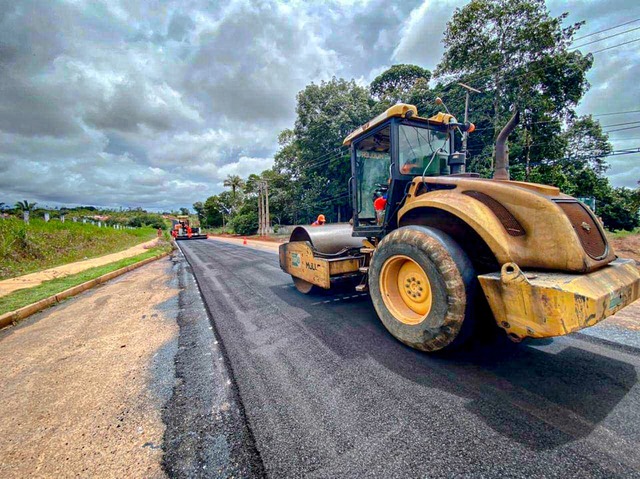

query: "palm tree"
(14, 200), (37, 211)
(223, 175), (244, 199)
(15, 200), (36, 223)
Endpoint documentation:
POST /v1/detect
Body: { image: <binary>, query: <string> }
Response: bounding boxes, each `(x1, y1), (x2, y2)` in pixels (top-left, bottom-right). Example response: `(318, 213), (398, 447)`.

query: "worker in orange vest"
(311, 214), (326, 226)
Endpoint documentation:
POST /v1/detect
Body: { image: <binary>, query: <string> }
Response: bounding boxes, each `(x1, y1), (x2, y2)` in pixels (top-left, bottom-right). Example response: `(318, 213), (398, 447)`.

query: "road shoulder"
(0, 258), (179, 478)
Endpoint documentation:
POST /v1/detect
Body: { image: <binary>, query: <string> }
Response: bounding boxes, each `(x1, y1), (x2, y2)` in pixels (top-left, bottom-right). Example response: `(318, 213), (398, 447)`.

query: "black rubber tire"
(368, 226), (477, 352)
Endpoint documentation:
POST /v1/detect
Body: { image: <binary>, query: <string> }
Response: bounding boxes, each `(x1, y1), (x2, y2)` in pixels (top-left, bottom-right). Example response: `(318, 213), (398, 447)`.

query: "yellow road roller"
(279, 103), (640, 352)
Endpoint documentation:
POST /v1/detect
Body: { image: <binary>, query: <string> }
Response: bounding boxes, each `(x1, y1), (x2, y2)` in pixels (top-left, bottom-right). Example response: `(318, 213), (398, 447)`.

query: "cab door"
(350, 123), (392, 234)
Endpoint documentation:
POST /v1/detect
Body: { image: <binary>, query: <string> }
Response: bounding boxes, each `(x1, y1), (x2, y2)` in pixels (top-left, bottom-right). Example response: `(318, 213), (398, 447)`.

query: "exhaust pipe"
(494, 109), (520, 181)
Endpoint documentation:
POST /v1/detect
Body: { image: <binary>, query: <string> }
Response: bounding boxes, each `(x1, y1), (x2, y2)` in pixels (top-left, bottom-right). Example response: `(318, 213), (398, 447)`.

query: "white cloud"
(392, 0), (466, 70)
(0, 0), (637, 210)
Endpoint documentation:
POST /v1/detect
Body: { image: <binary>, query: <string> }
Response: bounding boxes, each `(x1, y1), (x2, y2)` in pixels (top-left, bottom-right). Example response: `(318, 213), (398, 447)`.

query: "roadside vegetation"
(193, 0), (638, 236)
(0, 217), (158, 280)
(0, 242), (172, 316)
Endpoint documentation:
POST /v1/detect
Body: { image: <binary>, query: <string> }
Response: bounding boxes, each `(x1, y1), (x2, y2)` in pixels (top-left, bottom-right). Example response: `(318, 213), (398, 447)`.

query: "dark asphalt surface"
(162, 254), (264, 478)
(178, 239), (640, 478)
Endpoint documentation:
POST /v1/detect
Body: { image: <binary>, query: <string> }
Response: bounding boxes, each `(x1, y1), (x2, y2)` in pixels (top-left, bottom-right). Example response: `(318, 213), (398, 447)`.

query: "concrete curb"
(0, 251), (171, 330)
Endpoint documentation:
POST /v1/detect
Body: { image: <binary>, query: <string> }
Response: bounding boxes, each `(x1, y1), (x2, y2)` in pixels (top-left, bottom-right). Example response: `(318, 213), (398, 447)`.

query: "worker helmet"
(317, 214), (326, 222)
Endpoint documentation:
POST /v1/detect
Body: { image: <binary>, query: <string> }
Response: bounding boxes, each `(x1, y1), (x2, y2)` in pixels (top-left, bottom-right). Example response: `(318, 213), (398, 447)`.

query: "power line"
(437, 34), (640, 106)
(570, 25), (640, 49)
(312, 146), (347, 162)
(602, 120), (640, 129)
(513, 147), (640, 169)
(606, 125), (640, 133)
(594, 110), (640, 117)
(590, 37), (640, 54)
(470, 113), (640, 133)
(573, 18), (640, 42)
(281, 149), (344, 174)
(303, 147), (346, 168)
(307, 192), (350, 206)
(305, 150), (348, 170)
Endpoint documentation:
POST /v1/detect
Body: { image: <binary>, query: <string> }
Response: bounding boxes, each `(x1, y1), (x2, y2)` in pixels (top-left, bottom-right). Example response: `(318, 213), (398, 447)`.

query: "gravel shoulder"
(0, 248), (264, 479)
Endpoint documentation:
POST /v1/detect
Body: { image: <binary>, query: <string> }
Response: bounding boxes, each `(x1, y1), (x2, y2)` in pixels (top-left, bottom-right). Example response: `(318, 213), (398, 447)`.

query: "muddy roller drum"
(282, 224), (364, 294)
(288, 224), (363, 253)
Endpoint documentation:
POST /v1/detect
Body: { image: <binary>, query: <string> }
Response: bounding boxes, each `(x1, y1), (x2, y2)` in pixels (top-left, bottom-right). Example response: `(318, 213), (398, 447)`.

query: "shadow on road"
(273, 282), (638, 452)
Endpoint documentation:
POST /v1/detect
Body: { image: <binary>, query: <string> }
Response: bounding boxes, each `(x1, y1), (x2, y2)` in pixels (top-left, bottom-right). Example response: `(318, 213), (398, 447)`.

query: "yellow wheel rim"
(379, 255), (432, 325)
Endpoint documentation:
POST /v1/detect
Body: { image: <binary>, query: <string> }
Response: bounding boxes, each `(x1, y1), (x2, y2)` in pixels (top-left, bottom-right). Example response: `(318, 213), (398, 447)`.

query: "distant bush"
(126, 213), (166, 229)
(229, 212), (258, 236)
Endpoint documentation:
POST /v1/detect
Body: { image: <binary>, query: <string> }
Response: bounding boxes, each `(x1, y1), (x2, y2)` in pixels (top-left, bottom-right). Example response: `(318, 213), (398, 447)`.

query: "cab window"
(355, 126), (390, 222)
(398, 124), (449, 176)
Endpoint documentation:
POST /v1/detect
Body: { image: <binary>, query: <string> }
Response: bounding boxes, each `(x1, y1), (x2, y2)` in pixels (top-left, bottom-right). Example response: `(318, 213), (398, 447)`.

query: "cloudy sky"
(0, 0), (638, 211)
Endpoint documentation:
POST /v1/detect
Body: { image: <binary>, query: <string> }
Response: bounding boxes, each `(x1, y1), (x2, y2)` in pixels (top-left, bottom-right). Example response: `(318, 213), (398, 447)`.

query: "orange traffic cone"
(243, 237), (247, 245)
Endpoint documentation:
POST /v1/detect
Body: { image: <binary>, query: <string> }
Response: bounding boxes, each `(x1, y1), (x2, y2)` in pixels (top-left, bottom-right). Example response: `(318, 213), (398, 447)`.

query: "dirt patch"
(608, 232), (640, 263)
(0, 258), (178, 478)
(210, 233), (287, 244)
(206, 236), (280, 253)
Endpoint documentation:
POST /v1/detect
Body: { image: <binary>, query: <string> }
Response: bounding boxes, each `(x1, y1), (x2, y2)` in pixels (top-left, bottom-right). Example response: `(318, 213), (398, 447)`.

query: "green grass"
(0, 243), (173, 316)
(201, 226), (230, 234)
(607, 227), (640, 239)
(0, 218), (158, 280)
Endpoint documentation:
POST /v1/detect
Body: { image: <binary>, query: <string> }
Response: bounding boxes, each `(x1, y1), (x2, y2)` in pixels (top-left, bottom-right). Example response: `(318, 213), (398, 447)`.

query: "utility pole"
(457, 82), (482, 172)
(524, 108), (532, 182)
(264, 181), (270, 234)
(257, 180), (270, 236)
(257, 181), (263, 236)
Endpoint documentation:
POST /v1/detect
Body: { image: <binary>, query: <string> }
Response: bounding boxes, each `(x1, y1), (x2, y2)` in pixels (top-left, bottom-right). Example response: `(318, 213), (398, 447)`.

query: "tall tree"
(193, 201), (206, 225)
(202, 196), (225, 227)
(436, 0), (591, 172)
(561, 115), (612, 175)
(370, 64), (432, 104)
(275, 77), (373, 223)
(14, 200), (37, 211)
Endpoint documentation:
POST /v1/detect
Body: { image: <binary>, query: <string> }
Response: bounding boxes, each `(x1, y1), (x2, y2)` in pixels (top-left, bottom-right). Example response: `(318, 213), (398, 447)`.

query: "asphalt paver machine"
(171, 215), (207, 240)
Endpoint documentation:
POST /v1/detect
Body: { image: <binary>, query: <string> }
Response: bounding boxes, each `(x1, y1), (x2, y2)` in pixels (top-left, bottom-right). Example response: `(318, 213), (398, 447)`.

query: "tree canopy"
(193, 0), (637, 233)
(370, 64), (432, 103)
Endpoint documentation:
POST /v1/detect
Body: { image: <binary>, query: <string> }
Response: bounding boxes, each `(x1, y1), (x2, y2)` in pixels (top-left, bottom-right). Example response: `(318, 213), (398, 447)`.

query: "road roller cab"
(279, 103), (640, 352)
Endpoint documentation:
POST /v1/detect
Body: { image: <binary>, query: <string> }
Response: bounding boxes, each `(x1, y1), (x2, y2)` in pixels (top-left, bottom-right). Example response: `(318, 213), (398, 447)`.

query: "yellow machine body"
(397, 175), (639, 339)
(399, 176), (620, 272)
(281, 103), (640, 344)
(478, 259), (639, 340)
(279, 241), (361, 289)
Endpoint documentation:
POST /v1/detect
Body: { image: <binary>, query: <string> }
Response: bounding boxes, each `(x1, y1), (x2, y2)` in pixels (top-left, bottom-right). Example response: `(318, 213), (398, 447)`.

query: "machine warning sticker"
(291, 252), (301, 267)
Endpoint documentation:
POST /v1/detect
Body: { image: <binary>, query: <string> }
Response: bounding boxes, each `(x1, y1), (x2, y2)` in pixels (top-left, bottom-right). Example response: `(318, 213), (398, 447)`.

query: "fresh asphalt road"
(179, 239), (640, 478)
